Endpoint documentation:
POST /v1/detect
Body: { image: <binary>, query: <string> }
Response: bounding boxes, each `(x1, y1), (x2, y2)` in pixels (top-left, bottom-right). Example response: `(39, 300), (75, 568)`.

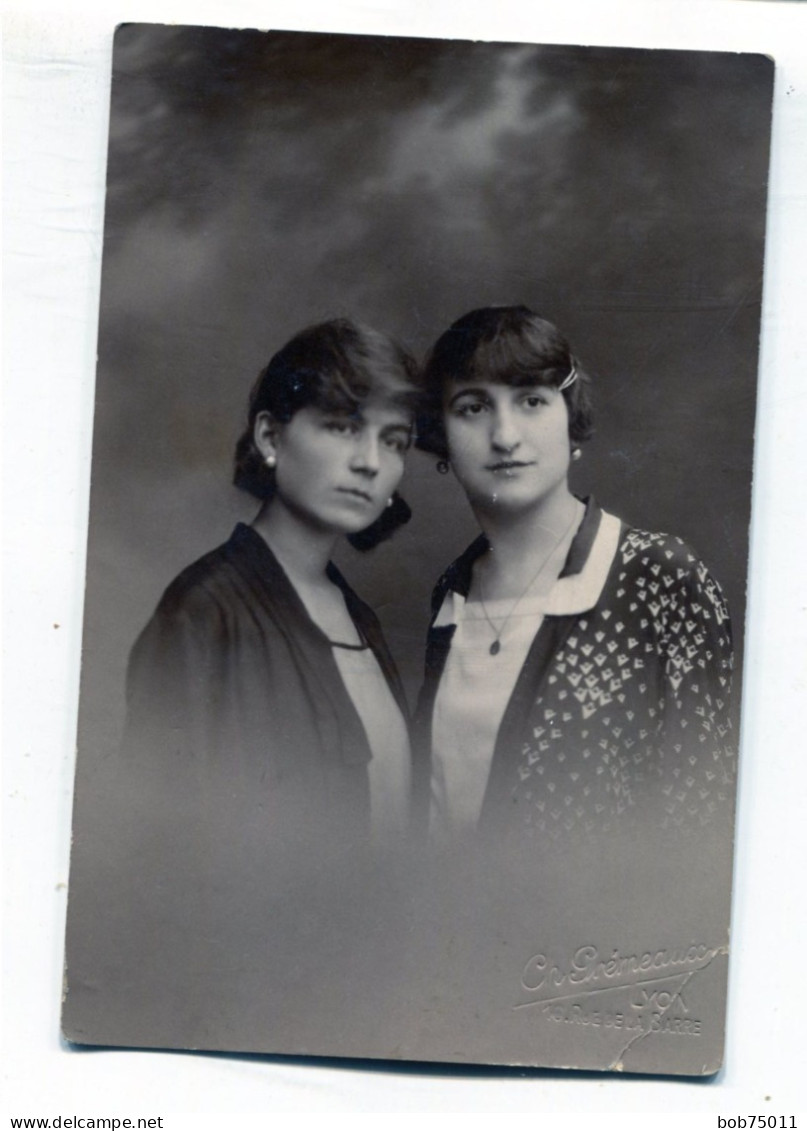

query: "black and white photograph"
(59, 23), (772, 1076)
(6, 1), (807, 1118)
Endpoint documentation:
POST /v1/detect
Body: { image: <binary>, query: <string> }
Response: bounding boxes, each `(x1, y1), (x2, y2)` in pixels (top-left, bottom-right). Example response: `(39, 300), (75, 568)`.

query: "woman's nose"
(350, 432), (380, 475)
(490, 407), (520, 452)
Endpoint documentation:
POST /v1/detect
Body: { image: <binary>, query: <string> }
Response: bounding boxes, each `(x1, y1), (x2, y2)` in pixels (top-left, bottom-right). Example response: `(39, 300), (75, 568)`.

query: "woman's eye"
(455, 401), (486, 417)
(522, 394), (547, 409)
(383, 433), (409, 453)
(325, 419), (355, 436)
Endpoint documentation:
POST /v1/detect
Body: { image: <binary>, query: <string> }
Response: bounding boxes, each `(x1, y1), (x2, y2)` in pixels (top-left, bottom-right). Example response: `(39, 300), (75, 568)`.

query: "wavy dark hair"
(234, 319), (419, 551)
(416, 305), (594, 460)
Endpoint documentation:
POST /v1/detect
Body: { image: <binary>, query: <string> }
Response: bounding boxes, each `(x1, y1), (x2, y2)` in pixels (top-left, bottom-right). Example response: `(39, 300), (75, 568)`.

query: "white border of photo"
(3, 0), (806, 1121)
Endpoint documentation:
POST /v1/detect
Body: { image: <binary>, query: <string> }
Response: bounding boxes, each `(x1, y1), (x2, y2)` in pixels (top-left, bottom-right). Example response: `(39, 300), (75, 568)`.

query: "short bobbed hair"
(416, 305), (594, 460)
(234, 318), (419, 551)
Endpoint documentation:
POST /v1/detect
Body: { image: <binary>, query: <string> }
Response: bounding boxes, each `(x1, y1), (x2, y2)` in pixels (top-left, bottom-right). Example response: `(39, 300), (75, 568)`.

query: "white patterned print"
(512, 529), (735, 840)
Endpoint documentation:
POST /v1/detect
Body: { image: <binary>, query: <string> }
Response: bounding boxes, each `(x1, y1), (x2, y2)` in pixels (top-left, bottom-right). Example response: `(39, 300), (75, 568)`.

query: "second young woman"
(414, 305), (736, 851)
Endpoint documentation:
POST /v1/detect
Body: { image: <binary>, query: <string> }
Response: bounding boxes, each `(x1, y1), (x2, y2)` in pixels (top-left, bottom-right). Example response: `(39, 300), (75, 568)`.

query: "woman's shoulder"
(612, 519), (730, 621)
(617, 522), (712, 578)
(158, 541), (235, 611)
(148, 524), (268, 629)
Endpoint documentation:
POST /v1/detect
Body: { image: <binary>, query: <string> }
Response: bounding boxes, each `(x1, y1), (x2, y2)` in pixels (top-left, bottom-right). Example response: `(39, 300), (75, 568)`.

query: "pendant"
(489, 640), (501, 656)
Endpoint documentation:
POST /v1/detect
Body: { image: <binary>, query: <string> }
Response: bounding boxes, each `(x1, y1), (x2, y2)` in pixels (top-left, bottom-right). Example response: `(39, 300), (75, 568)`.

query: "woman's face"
(259, 398), (411, 537)
(443, 379), (572, 516)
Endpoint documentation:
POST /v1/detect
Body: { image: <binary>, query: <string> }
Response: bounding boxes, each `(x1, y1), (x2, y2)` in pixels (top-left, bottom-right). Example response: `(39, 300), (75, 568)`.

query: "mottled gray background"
(80, 24), (772, 745)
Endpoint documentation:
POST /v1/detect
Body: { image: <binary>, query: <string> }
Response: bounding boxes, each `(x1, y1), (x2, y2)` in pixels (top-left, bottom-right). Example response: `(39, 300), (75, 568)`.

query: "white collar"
(434, 510), (622, 627)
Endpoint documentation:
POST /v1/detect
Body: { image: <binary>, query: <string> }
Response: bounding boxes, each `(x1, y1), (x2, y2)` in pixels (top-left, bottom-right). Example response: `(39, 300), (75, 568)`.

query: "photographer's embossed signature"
(515, 942), (727, 1038)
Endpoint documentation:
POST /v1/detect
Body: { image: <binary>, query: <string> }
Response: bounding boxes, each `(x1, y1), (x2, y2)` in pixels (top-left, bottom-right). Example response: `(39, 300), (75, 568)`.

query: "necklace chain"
(475, 507), (580, 656)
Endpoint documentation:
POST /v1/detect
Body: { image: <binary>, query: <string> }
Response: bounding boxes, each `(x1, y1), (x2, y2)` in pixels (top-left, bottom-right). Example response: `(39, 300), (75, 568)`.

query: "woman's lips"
(485, 460), (535, 473)
(336, 486), (374, 502)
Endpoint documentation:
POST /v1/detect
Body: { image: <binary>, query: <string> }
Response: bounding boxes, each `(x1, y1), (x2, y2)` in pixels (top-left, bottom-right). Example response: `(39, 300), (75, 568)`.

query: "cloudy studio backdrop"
(82, 26), (769, 718)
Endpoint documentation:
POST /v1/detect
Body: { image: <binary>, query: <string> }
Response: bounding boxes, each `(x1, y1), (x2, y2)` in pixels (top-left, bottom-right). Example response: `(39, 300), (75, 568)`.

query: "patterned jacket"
(413, 499), (736, 846)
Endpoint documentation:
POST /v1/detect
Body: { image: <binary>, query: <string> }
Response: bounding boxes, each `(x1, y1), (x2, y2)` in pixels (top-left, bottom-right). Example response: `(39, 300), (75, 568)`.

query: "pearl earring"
(571, 447), (582, 462)
(386, 497), (394, 508)
(264, 454), (276, 469)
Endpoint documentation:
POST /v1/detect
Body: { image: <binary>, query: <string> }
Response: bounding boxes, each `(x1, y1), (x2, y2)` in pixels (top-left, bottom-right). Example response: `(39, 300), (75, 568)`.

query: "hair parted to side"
(234, 318), (419, 551)
(415, 305), (594, 460)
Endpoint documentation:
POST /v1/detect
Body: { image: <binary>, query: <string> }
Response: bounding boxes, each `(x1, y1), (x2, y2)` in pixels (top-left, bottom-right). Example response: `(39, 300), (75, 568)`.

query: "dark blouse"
(63, 524), (412, 1048)
(121, 523), (409, 875)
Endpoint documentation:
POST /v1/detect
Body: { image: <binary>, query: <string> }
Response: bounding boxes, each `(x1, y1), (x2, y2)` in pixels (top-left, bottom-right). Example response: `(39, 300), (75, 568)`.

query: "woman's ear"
(253, 410), (281, 464)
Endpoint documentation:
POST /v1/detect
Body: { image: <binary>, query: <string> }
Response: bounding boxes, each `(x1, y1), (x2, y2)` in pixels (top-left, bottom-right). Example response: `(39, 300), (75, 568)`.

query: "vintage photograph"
(62, 24), (773, 1075)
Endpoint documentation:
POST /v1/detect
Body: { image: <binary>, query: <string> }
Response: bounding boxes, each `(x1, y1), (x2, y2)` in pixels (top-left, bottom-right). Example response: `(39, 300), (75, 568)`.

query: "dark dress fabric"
(123, 522), (408, 863)
(62, 525), (413, 1050)
(413, 499), (736, 851)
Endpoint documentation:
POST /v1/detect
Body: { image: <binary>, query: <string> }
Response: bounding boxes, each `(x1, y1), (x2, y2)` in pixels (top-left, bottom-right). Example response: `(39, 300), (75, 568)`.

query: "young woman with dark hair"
(64, 319), (425, 1050)
(124, 318), (419, 859)
(414, 305), (735, 850)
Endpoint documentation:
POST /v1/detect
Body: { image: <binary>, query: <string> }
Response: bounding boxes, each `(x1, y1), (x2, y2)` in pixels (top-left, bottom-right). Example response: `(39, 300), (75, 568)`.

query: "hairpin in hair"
(558, 364), (578, 392)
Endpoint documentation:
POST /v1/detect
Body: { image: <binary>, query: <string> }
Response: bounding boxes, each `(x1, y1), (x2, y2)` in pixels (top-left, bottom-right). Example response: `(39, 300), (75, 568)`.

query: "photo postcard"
(62, 24), (774, 1076)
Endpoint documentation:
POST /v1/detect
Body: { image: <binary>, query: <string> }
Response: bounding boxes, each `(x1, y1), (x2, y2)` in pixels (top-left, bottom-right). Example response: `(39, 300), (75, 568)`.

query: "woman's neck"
(471, 489), (583, 595)
(252, 500), (363, 645)
(252, 498), (338, 588)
